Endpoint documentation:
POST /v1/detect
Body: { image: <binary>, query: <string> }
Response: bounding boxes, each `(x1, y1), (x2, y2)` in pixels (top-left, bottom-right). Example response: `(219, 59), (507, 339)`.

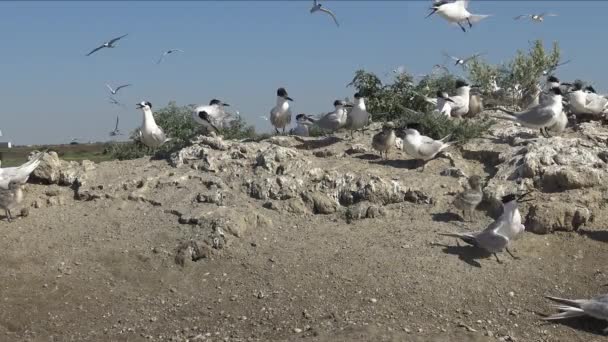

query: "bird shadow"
(431, 212), (464, 223)
(432, 243), (492, 268)
(579, 229), (608, 243)
(355, 154), (382, 161)
(369, 159), (421, 170)
(293, 136), (342, 150)
(536, 313), (608, 336)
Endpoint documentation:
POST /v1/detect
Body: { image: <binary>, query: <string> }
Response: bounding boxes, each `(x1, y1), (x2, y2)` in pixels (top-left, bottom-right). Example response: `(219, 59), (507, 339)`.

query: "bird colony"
(2, 0), (608, 337)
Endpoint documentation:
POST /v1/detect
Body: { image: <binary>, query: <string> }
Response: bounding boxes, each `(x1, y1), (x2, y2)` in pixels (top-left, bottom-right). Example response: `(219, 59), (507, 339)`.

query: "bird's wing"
(108, 34), (128, 45)
(464, 52), (485, 63)
(540, 13), (558, 17)
(86, 45), (104, 56)
(115, 116), (120, 130)
(319, 7), (339, 27)
(106, 84), (114, 93)
(418, 139), (447, 159)
(449, 95), (466, 111)
(115, 84), (131, 92)
(513, 14), (528, 20)
(442, 51), (460, 62)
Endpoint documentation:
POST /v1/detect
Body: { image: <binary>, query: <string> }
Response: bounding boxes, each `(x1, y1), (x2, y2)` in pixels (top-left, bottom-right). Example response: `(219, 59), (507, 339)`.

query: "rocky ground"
(1, 117), (608, 342)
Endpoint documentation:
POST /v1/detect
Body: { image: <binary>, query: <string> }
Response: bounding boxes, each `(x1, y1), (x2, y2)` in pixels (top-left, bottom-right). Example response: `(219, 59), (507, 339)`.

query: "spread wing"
(319, 7), (339, 27)
(464, 52), (485, 63)
(513, 14), (529, 20)
(108, 34), (128, 45)
(115, 116), (120, 130)
(86, 45), (104, 56)
(114, 84), (131, 92)
(442, 51), (460, 62)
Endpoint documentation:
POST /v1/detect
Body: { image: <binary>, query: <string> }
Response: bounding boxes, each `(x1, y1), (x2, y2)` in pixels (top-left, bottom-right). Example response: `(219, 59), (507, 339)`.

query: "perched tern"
(543, 294), (608, 332)
(345, 93), (371, 137)
(514, 13), (558, 22)
(0, 180), (24, 222)
(314, 100), (352, 132)
(109, 116), (122, 136)
(106, 83), (131, 95)
(86, 34), (128, 56)
(452, 175), (483, 222)
(426, 0), (491, 32)
(192, 99), (233, 134)
(135, 101), (171, 148)
(448, 80), (476, 118)
(493, 87), (564, 137)
(310, 0), (339, 27)
(291, 114), (316, 137)
(372, 122), (396, 160)
(269, 88), (294, 134)
(398, 122), (454, 171)
(438, 192), (531, 263)
(0, 152), (44, 189)
(157, 49), (184, 64)
(567, 81), (608, 116)
(443, 52), (485, 69)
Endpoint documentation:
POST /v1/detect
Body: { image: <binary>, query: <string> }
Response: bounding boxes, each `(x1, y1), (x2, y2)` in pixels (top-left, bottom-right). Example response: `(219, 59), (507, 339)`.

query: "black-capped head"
(572, 80), (584, 91)
(436, 90), (445, 98)
(136, 101), (152, 109)
(405, 122), (421, 131)
(277, 87), (293, 101)
(584, 86), (597, 94)
(209, 99), (221, 106)
(295, 114), (306, 121)
(550, 87), (563, 96)
(198, 111), (210, 121)
(501, 190), (533, 204)
(455, 80), (469, 88)
(547, 75), (559, 83)
(501, 194), (517, 204)
(354, 92), (364, 99)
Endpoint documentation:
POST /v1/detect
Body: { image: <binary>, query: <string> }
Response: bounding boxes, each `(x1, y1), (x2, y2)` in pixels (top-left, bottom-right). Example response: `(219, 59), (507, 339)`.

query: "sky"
(1, 0), (608, 145)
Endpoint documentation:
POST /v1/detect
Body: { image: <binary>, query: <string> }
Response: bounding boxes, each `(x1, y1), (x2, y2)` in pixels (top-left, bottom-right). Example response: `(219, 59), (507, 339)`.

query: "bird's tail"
(541, 308), (586, 321)
(544, 296), (583, 308)
(20, 152), (44, 174)
(468, 14), (491, 24)
(437, 232), (467, 239)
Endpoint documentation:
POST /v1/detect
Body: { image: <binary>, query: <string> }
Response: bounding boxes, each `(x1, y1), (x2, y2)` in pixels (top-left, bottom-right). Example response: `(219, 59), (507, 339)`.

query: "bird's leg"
(6, 209), (11, 223)
(275, 128), (280, 135)
(350, 130), (354, 139)
(506, 247), (520, 260)
(419, 159), (428, 172)
(458, 22), (467, 32)
(282, 127), (286, 135)
(494, 253), (503, 264)
(467, 18), (473, 28)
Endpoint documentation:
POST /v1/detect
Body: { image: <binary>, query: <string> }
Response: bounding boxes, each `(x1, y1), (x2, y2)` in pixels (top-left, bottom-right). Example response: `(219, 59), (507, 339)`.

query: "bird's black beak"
(426, 7), (438, 18)
(136, 104), (143, 109)
(285, 96), (294, 102)
(471, 84), (481, 88)
(223, 103), (230, 107)
(516, 190), (534, 203)
(344, 104), (354, 108)
(446, 98), (456, 103)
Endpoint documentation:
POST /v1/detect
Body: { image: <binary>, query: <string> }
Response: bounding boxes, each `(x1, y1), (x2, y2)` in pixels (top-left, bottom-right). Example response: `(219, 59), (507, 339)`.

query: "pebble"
(369, 298), (377, 303)
(293, 328), (302, 333)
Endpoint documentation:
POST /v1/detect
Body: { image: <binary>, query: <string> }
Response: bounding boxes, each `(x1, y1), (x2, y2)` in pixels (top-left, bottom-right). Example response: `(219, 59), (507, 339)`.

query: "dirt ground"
(1, 126), (608, 342)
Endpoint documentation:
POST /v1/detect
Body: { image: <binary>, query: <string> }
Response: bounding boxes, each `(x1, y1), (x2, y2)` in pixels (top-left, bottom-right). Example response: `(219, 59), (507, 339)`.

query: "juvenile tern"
(443, 52), (485, 69)
(438, 192), (531, 263)
(291, 114), (316, 137)
(135, 101), (171, 148)
(493, 87), (564, 137)
(0, 152), (44, 189)
(426, 0), (491, 32)
(345, 93), (371, 137)
(452, 175), (483, 221)
(157, 49), (184, 64)
(106, 83), (131, 95)
(270, 88), (294, 134)
(109, 116), (122, 136)
(193, 99), (231, 132)
(314, 100), (352, 132)
(310, 0), (339, 27)
(372, 122), (396, 160)
(514, 13), (558, 22)
(543, 294), (608, 331)
(398, 123), (454, 171)
(0, 180), (24, 222)
(86, 34), (128, 56)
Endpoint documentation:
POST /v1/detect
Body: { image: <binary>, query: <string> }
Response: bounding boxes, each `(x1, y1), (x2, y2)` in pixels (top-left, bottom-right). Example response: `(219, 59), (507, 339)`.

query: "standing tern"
(106, 83), (131, 95)
(310, 0), (339, 27)
(398, 122), (454, 171)
(0, 152), (44, 189)
(372, 122), (396, 160)
(448, 80), (476, 118)
(443, 52), (485, 69)
(514, 13), (558, 22)
(426, 0), (491, 32)
(438, 191), (531, 263)
(192, 99), (232, 133)
(543, 294), (608, 332)
(291, 114), (316, 137)
(314, 100), (352, 132)
(493, 87), (564, 137)
(109, 116), (122, 136)
(0, 180), (24, 222)
(157, 49), (184, 64)
(269, 88), (294, 134)
(345, 93), (371, 137)
(86, 34), (128, 56)
(135, 101), (171, 148)
(414, 90), (455, 117)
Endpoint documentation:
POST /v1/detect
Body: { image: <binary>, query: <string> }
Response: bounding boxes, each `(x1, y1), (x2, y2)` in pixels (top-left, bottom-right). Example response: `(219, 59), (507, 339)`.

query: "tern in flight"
(86, 34), (128, 56)
(310, 0), (340, 27)
(443, 51), (485, 69)
(514, 13), (557, 22)
(157, 49), (184, 64)
(109, 116), (122, 137)
(106, 83), (131, 95)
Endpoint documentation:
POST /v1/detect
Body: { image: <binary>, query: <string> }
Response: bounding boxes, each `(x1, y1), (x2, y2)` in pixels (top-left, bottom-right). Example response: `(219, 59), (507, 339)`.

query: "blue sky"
(1, 1), (607, 145)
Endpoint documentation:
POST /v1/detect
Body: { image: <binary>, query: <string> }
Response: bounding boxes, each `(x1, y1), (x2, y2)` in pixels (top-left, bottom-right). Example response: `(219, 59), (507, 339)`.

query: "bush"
(104, 101), (258, 160)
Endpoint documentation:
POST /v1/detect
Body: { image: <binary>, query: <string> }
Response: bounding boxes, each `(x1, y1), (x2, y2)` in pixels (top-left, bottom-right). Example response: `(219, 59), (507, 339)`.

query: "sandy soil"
(1, 126), (608, 342)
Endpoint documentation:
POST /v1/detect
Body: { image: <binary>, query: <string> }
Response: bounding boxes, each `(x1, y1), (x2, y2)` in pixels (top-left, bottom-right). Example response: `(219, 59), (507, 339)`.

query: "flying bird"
(443, 51), (485, 69)
(106, 83), (131, 95)
(157, 49), (184, 64)
(109, 116), (122, 137)
(86, 34), (128, 56)
(514, 13), (557, 22)
(426, 0), (491, 32)
(310, 0), (340, 27)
